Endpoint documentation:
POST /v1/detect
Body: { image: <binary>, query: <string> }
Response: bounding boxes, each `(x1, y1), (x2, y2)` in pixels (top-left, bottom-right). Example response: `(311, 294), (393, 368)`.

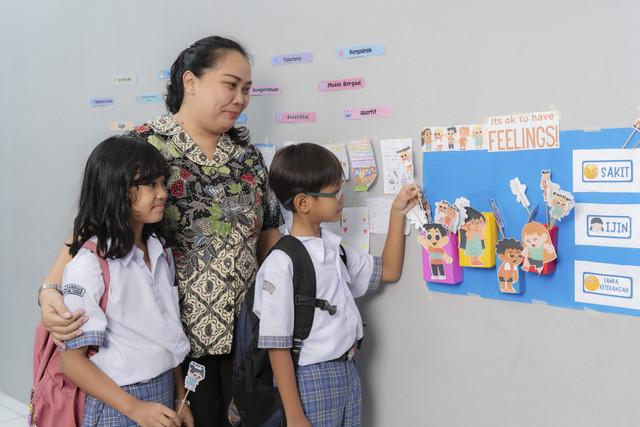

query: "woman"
(38, 36), (283, 426)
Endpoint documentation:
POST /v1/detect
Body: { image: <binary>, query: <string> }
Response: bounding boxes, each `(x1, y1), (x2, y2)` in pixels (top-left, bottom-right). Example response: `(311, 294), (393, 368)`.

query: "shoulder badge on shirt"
(63, 284), (86, 298)
(263, 280), (276, 295)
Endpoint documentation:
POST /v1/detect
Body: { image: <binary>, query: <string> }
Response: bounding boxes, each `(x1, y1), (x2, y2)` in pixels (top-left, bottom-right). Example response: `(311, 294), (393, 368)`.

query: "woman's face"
(189, 50), (252, 135)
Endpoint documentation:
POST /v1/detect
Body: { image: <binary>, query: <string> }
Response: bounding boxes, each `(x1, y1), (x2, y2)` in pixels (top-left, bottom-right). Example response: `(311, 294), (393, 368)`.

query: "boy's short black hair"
(495, 238), (523, 254)
(269, 143), (344, 211)
(424, 223), (446, 236)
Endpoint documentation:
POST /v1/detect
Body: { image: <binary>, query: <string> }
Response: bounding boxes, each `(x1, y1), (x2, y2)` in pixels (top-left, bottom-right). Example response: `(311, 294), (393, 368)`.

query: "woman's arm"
(257, 228), (282, 265)
(59, 348), (181, 427)
(40, 234), (87, 348)
(268, 349), (310, 427)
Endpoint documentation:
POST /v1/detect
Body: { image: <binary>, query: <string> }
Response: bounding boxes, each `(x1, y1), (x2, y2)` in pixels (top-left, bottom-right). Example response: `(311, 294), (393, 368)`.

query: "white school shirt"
(62, 236), (190, 386)
(253, 228), (382, 366)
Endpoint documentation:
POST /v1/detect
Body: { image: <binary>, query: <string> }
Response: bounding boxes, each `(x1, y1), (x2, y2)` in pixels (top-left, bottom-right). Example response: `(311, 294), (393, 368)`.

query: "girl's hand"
(130, 401), (181, 427)
(40, 288), (87, 349)
(392, 185), (421, 216)
(174, 401), (195, 427)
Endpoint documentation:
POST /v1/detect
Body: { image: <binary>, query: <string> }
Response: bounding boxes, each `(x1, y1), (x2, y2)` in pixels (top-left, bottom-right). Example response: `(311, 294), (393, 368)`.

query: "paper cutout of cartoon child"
(548, 190), (574, 222)
(472, 126), (484, 150)
(184, 361), (206, 392)
(590, 217), (604, 233)
(521, 222), (557, 274)
(446, 127), (457, 150)
(434, 201), (458, 233)
(459, 207), (486, 266)
(398, 146), (413, 173)
(495, 238), (524, 293)
(421, 128), (433, 151)
(418, 223), (454, 280)
(434, 128), (444, 151)
(458, 126), (469, 150)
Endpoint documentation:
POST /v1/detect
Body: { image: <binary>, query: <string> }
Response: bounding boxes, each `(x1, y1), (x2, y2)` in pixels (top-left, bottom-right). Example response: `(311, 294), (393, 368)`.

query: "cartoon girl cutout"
(458, 126), (469, 151)
(495, 238), (524, 293)
(421, 128), (433, 151)
(521, 222), (557, 273)
(446, 127), (457, 150)
(472, 126), (484, 150)
(549, 191), (573, 222)
(459, 207), (486, 266)
(434, 128), (444, 151)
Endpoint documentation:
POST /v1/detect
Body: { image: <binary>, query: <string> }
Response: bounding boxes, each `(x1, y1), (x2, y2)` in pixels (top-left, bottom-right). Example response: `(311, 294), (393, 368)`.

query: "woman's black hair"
(269, 143), (344, 212)
(68, 136), (170, 259)
(165, 35), (251, 146)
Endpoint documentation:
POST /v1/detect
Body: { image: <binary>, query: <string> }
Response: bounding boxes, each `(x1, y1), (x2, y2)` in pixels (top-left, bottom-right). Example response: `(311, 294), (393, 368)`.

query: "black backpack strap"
(339, 244), (347, 267)
(269, 235), (337, 368)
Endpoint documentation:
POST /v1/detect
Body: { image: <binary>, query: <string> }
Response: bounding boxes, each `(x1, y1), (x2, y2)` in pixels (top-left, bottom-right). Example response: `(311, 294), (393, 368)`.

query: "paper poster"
(366, 197), (411, 235)
(575, 260), (640, 310)
(254, 143), (276, 170)
(323, 143), (350, 180)
(420, 124), (486, 152)
(575, 203), (640, 248)
(136, 94), (163, 103)
(341, 207), (369, 252)
(276, 112), (316, 123)
(485, 111), (559, 152)
(112, 75), (136, 85)
(90, 97), (113, 106)
(573, 148), (640, 193)
(380, 138), (414, 194)
(347, 139), (377, 192)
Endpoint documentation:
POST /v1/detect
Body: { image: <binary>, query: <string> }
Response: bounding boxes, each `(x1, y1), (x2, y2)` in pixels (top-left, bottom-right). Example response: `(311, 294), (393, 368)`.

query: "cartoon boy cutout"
(458, 126), (469, 151)
(521, 222), (556, 274)
(446, 127), (457, 150)
(495, 238), (524, 293)
(418, 223), (453, 280)
(421, 128), (433, 151)
(459, 207), (486, 266)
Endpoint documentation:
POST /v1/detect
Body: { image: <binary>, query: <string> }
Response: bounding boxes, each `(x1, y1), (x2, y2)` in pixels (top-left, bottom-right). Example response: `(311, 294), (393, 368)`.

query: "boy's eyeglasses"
(285, 186), (344, 205)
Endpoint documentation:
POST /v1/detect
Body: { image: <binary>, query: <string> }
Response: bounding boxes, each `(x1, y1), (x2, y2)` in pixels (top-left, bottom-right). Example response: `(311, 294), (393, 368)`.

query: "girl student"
(39, 36), (283, 426)
(58, 136), (193, 427)
(254, 143), (420, 426)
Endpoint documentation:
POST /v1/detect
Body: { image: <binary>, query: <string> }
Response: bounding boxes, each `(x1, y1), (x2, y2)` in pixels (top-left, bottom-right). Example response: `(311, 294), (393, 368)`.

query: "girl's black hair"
(165, 35), (251, 146)
(68, 136), (170, 259)
(458, 207), (486, 250)
(269, 143), (344, 212)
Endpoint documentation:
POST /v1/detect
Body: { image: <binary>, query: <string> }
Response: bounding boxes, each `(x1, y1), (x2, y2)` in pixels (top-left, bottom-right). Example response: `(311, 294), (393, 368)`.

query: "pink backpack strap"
(80, 240), (110, 311)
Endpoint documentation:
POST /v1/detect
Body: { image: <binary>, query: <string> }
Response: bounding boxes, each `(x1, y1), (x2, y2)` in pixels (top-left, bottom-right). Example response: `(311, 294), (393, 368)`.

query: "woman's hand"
(174, 401), (195, 427)
(40, 288), (86, 349)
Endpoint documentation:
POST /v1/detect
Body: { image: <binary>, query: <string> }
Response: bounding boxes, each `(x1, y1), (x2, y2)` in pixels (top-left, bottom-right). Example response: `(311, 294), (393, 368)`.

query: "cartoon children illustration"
(398, 146), (412, 173)
(458, 207), (486, 266)
(521, 222), (557, 273)
(418, 223), (453, 280)
(458, 126), (469, 150)
(590, 217), (604, 233)
(434, 200), (457, 233)
(549, 191), (573, 222)
(184, 361), (206, 392)
(434, 128), (444, 151)
(472, 126), (484, 149)
(446, 127), (457, 150)
(495, 238), (524, 293)
(421, 128), (433, 151)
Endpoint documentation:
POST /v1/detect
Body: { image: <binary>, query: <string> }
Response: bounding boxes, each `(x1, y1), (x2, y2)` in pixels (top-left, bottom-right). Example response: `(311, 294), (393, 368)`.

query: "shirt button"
(225, 244), (232, 250)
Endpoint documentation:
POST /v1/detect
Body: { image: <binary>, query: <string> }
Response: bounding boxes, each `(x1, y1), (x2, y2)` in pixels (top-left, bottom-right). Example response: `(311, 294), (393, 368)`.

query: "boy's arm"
(381, 185), (419, 282)
(40, 232), (87, 348)
(173, 365), (194, 427)
(59, 348), (181, 427)
(268, 349), (311, 427)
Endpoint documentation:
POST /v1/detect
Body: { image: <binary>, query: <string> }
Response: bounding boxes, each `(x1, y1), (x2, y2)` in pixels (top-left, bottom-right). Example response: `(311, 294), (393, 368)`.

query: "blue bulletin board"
(422, 127), (640, 316)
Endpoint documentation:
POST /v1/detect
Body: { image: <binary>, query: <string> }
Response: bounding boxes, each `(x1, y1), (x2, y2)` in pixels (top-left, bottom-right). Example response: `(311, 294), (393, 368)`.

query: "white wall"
(2, 1), (640, 425)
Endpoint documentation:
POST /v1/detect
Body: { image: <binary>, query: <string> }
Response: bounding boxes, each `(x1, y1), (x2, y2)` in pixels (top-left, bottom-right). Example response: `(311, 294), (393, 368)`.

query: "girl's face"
(188, 50), (252, 136)
(524, 232), (545, 248)
(465, 218), (485, 233)
(129, 175), (167, 227)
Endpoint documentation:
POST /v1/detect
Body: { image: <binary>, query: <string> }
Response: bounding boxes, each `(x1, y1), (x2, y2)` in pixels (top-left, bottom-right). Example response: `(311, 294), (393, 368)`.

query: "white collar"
(284, 227), (342, 263)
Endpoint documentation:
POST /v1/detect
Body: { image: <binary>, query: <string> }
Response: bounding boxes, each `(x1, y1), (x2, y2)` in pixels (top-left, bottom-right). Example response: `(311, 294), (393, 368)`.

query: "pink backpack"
(29, 241), (110, 427)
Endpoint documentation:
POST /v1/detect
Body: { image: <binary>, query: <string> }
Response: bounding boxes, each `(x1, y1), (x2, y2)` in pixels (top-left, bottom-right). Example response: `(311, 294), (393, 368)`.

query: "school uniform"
(62, 235), (190, 426)
(254, 228), (382, 427)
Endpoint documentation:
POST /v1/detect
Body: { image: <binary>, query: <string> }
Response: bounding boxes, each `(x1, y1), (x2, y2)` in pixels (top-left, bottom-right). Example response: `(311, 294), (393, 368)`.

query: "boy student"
(253, 143), (420, 426)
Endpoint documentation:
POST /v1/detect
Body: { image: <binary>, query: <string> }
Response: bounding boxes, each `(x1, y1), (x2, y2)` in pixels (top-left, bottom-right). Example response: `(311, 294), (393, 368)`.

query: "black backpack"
(232, 235), (346, 427)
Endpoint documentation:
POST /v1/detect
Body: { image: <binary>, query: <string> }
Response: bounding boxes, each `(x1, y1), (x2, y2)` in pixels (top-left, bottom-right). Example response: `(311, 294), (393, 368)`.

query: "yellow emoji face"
(583, 163), (599, 180)
(584, 274), (600, 292)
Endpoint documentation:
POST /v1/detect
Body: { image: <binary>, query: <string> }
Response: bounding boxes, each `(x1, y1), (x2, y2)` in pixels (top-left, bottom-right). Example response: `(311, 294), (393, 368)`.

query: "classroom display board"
(422, 127), (640, 317)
